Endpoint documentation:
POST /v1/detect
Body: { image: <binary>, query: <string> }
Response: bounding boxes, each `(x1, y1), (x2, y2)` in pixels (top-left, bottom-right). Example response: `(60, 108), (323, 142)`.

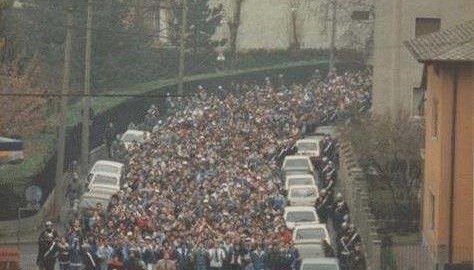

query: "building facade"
(405, 21), (473, 268)
(143, 0), (374, 52)
(372, 0), (474, 115)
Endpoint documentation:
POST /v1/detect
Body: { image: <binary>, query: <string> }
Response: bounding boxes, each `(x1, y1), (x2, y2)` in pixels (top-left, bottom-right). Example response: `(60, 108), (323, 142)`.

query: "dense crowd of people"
(37, 68), (372, 270)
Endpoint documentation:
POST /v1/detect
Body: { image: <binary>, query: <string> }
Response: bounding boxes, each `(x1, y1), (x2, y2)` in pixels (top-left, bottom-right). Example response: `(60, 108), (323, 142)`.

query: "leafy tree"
(339, 110), (424, 231)
(169, 0), (224, 54)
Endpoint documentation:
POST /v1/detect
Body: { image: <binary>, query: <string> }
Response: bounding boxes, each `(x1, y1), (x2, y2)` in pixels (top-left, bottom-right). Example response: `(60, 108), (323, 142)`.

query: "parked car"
(285, 174), (316, 190)
(284, 206), (320, 229)
(287, 185), (319, 206)
(293, 224), (331, 245)
(281, 156), (315, 177)
(120, 130), (150, 149)
(88, 160), (124, 182)
(295, 138), (323, 159)
(313, 126), (337, 137)
(299, 258), (340, 270)
(79, 190), (111, 211)
(88, 173), (121, 192)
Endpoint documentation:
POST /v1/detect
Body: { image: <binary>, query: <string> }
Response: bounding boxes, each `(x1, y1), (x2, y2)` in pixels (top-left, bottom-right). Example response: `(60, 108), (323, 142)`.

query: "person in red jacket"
(278, 226), (292, 245)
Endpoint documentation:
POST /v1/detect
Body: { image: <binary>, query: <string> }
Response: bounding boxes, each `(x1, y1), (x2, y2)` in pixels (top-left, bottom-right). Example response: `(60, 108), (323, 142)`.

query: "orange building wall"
(422, 63), (473, 263)
(451, 64), (473, 262)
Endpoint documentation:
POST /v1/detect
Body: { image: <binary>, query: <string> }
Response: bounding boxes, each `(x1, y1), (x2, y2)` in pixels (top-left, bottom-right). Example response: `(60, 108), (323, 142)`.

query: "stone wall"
(336, 138), (381, 270)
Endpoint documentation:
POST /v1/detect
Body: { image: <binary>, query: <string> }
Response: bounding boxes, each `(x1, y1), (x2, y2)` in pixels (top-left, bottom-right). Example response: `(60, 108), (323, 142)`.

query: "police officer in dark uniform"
(37, 221), (59, 270)
(315, 189), (330, 223)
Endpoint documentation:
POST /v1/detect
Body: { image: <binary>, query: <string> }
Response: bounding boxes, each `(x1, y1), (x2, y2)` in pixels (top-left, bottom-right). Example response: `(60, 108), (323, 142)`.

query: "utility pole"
(54, 5), (73, 219)
(177, 0), (188, 95)
(81, 0), (93, 176)
(329, 0), (337, 73)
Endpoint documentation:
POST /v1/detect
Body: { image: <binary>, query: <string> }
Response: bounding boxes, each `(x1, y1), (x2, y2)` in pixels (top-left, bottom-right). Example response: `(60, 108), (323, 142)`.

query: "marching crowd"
(37, 68), (372, 270)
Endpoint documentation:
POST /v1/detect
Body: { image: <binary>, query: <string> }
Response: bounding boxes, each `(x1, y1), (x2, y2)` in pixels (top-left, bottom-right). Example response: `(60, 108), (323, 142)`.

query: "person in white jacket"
(208, 242), (226, 270)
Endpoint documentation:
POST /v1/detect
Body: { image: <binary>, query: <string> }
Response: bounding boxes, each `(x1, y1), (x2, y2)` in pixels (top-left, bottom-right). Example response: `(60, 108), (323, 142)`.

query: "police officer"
(315, 189), (330, 223)
(332, 193), (350, 232)
(37, 221), (59, 270)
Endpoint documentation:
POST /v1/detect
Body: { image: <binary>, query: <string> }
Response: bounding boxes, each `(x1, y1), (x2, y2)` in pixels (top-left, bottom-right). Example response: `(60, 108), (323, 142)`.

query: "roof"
(94, 160), (124, 168)
(293, 224), (328, 230)
(284, 155), (312, 160)
(404, 20), (474, 62)
(301, 257), (340, 264)
(284, 206), (317, 212)
(286, 174), (315, 180)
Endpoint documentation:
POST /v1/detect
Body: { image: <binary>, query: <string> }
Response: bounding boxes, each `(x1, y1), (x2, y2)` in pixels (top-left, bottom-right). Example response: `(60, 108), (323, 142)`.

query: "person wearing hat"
(37, 221), (59, 270)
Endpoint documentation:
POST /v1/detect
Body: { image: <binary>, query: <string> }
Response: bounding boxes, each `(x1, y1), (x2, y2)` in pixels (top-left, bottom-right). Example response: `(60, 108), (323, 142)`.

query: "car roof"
(284, 206), (317, 212)
(93, 160), (124, 168)
(82, 192), (111, 199)
(89, 187), (117, 194)
(301, 257), (339, 264)
(288, 185), (318, 190)
(293, 224), (328, 230)
(91, 172), (120, 179)
(123, 130), (145, 135)
(286, 174), (315, 180)
(284, 155), (312, 161)
(297, 138), (322, 144)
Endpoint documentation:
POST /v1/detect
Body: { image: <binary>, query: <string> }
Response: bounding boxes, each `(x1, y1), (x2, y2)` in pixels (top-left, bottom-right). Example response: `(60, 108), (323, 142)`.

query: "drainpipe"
(448, 65), (458, 264)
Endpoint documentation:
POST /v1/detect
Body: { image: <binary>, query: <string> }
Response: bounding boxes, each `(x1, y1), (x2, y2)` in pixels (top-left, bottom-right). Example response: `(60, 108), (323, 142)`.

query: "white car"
(79, 190), (112, 210)
(313, 126), (337, 137)
(296, 138), (322, 159)
(287, 185), (319, 206)
(88, 173), (121, 192)
(120, 130), (150, 149)
(285, 174), (316, 190)
(284, 206), (320, 229)
(88, 186), (118, 197)
(89, 160), (124, 179)
(293, 224), (331, 245)
(299, 258), (340, 270)
(282, 156), (315, 176)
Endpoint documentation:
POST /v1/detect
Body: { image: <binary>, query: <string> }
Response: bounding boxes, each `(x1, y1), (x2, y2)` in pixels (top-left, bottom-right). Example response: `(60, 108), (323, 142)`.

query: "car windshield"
(92, 164), (120, 174)
(295, 228), (326, 241)
(302, 264), (338, 270)
(290, 188), (317, 198)
(285, 159), (310, 169)
(286, 211), (316, 222)
(93, 175), (118, 186)
(122, 133), (144, 143)
(289, 177), (313, 187)
(298, 142), (319, 151)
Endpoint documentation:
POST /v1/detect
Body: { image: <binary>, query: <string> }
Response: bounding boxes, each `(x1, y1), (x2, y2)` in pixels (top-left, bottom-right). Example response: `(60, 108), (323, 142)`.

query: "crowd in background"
(37, 68), (372, 270)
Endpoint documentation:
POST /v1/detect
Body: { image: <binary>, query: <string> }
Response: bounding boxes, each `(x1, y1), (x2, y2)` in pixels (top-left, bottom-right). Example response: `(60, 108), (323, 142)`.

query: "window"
(432, 99), (439, 138)
(415, 18), (441, 38)
(413, 88), (426, 116)
(430, 192), (435, 230)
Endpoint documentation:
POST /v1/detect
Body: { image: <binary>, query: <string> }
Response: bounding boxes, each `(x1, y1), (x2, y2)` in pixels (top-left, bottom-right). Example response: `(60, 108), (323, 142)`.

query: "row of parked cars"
(281, 127), (341, 270)
(78, 129), (150, 211)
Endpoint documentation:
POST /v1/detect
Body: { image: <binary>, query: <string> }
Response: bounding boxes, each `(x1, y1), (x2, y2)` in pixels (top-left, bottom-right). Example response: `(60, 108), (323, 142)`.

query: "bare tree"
(227, 0), (244, 69)
(340, 110), (424, 230)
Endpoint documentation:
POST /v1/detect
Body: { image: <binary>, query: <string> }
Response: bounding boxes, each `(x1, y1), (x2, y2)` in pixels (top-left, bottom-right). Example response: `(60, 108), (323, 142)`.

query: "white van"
(284, 206), (320, 229)
(287, 185), (319, 206)
(299, 258), (340, 270)
(285, 174), (316, 190)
